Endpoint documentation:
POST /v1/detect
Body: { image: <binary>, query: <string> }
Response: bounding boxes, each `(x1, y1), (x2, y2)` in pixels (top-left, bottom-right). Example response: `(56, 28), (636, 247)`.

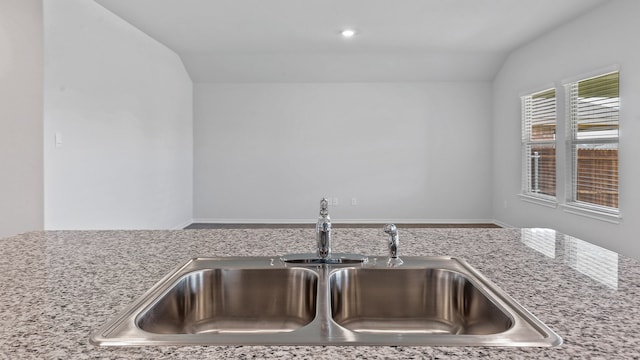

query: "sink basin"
(137, 268), (317, 334)
(330, 268), (512, 335)
(91, 256), (562, 347)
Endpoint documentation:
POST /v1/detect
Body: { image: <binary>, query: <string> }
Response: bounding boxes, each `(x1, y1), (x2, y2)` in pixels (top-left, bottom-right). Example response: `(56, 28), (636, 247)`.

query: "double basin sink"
(91, 256), (562, 347)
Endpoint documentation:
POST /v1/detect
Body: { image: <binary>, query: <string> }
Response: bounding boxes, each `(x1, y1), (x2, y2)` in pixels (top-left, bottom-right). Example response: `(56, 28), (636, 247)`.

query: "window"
(521, 88), (557, 200)
(565, 71), (619, 212)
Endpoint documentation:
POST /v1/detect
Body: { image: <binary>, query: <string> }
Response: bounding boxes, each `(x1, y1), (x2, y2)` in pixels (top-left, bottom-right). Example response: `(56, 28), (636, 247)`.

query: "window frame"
(520, 87), (558, 203)
(563, 70), (620, 218)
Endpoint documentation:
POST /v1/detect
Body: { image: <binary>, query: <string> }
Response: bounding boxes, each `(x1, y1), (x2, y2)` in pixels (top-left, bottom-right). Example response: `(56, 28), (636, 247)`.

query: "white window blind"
(565, 71), (619, 211)
(522, 88), (556, 199)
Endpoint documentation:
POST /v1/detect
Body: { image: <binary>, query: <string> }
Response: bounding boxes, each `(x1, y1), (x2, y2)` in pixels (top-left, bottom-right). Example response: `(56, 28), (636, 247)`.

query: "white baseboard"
(172, 219), (194, 230)
(492, 219), (515, 228)
(191, 218), (314, 224)
(191, 218), (498, 225)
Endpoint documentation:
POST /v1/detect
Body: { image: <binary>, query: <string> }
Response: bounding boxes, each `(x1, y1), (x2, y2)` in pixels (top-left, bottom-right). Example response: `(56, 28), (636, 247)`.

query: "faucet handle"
(319, 198), (329, 216)
(383, 224), (397, 236)
(383, 224), (403, 266)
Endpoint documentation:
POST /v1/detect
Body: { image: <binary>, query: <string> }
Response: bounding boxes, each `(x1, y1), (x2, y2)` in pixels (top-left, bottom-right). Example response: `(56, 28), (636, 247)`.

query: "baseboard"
(192, 218), (314, 224)
(492, 219), (515, 228)
(191, 218), (498, 225)
(172, 219), (194, 230)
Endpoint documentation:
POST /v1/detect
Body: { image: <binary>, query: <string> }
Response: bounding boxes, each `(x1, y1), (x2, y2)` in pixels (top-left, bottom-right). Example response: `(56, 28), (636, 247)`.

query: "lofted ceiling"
(94, 0), (610, 82)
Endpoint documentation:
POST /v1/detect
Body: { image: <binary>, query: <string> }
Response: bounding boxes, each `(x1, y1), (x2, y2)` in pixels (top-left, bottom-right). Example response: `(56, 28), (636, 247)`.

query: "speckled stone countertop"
(1, 227), (639, 359)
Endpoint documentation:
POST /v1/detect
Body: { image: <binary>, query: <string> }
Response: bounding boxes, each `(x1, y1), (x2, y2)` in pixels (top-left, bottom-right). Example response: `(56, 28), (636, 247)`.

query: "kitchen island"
(1, 227), (638, 359)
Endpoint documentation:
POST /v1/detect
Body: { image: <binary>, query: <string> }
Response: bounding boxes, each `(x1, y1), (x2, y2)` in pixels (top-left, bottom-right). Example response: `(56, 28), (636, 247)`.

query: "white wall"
(195, 82), (493, 223)
(44, 0), (193, 230)
(0, 0), (44, 238)
(492, 0), (640, 259)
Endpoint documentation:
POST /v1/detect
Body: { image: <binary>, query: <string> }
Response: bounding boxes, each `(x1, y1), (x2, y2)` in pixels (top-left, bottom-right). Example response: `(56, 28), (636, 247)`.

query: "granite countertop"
(1, 227), (639, 359)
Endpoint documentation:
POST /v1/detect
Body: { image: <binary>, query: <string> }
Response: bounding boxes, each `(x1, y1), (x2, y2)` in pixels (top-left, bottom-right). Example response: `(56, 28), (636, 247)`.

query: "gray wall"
(194, 82), (493, 223)
(7, 0), (637, 261)
(44, 0), (193, 230)
(0, 0), (44, 238)
(492, 0), (640, 259)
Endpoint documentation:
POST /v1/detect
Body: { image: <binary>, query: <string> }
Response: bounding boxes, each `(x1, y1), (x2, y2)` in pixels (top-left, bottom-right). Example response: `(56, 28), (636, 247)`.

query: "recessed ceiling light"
(341, 28), (357, 38)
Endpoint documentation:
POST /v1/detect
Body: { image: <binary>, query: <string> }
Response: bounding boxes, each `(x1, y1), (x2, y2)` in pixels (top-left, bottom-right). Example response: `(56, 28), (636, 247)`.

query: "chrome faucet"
(383, 224), (403, 265)
(316, 198), (332, 259)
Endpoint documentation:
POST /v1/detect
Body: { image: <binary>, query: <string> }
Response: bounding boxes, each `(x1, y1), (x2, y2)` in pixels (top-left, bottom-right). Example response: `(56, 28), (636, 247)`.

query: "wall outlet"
(325, 197), (337, 206)
(55, 132), (63, 148)
(351, 197), (357, 206)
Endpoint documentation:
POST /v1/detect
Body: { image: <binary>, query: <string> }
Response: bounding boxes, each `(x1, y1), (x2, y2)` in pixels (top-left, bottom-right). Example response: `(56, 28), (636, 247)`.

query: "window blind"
(522, 88), (556, 198)
(566, 72), (619, 210)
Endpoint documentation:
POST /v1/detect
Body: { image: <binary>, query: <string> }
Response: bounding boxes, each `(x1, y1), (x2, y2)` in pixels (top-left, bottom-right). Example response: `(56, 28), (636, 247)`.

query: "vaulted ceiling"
(94, 0), (610, 82)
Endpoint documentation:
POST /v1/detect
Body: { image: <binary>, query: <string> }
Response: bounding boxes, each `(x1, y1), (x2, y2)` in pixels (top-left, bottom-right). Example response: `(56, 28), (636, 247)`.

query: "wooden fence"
(576, 149), (618, 208)
(530, 148), (618, 208)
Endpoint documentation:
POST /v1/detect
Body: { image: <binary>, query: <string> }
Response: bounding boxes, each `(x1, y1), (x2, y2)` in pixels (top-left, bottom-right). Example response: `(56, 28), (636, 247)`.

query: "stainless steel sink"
(91, 256), (562, 347)
(330, 268), (512, 335)
(137, 268), (317, 334)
